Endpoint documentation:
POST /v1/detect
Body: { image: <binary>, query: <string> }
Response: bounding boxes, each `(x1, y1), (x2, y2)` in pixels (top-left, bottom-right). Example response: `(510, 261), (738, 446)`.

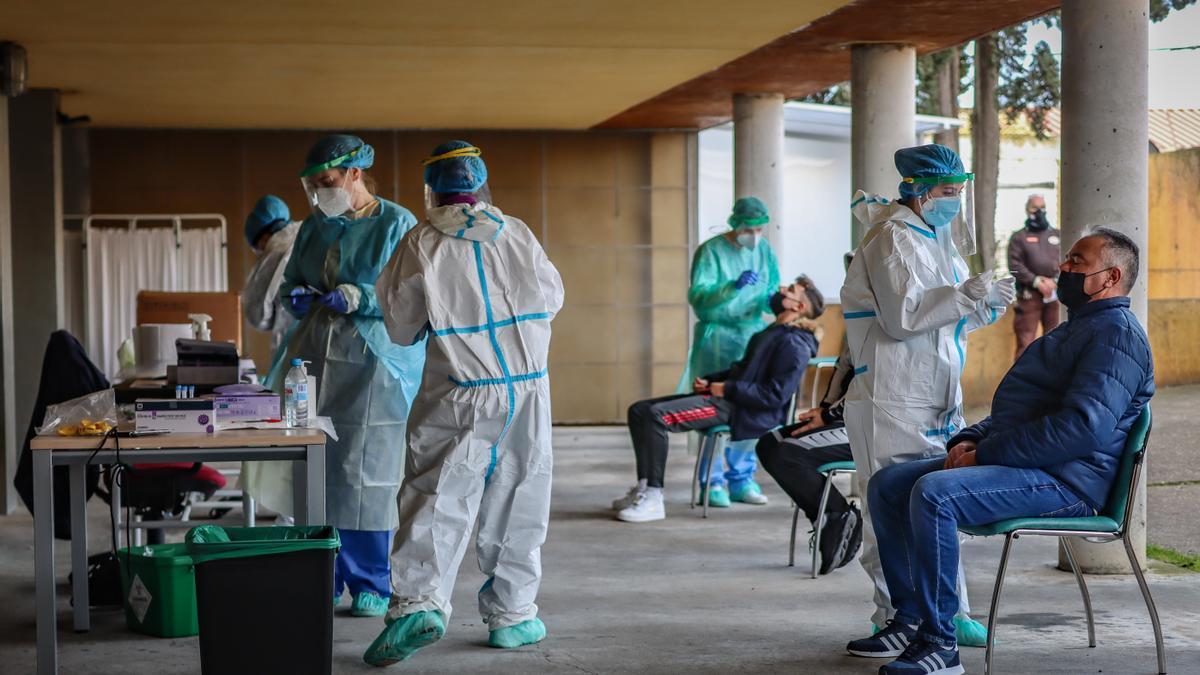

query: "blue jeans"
(869, 458), (1093, 647)
(699, 438), (758, 490)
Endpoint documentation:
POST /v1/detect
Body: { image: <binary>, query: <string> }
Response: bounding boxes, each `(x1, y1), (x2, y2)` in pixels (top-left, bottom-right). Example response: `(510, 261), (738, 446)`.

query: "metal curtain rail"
(71, 213), (228, 371)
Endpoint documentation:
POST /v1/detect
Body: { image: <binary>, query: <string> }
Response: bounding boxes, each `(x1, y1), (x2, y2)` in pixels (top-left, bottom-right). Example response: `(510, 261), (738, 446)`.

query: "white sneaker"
(611, 485), (644, 511)
(617, 491), (665, 523)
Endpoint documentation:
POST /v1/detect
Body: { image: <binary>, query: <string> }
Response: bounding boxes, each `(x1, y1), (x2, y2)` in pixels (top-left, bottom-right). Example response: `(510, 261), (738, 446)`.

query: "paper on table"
(215, 420), (287, 431)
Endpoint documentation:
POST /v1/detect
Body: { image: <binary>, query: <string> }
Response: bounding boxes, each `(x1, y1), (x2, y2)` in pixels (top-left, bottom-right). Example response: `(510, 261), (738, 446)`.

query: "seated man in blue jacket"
(847, 228), (1154, 675)
(613, 277), (825, 523)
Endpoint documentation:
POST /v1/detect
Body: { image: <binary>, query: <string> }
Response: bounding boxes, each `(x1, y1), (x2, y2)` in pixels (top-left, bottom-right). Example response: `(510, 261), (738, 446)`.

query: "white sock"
(644, 486), (663, 499)
(637, 478), (648, 491)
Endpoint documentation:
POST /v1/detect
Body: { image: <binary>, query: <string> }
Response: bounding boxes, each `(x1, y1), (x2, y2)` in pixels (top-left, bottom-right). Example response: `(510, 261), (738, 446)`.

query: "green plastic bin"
(117, 543), (199, 638)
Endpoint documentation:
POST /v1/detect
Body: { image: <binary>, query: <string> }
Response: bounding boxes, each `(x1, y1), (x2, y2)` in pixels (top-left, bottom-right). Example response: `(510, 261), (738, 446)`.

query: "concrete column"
(1060, 0), (1149, 572)
(733, 93), (784, 249)
(0, 97), (16, 513)
(850, 44), (916, 246)
(7, 90), (65, 457)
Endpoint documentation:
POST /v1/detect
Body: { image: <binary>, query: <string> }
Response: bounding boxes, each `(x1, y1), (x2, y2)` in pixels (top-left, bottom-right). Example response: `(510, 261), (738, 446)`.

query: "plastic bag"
(36, 388), (118, 436)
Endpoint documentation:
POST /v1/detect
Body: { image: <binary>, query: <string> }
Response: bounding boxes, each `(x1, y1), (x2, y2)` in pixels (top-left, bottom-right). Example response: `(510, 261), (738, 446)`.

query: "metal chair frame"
(691, 394), (798, 518)
(788, 464), (857, 577)
(970, 409), (1164, 675)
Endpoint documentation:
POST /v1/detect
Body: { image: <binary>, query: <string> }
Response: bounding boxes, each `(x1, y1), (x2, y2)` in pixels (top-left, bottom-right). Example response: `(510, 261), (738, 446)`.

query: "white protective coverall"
(376, 201), (563, 629)
(238, 220), (299, 516)
(840, 191), (1004, 627)
(241, 221), (301, 354)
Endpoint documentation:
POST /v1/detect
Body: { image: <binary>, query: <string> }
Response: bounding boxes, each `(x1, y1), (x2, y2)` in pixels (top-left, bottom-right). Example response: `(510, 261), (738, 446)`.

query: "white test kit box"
(135, 399), (216, 433)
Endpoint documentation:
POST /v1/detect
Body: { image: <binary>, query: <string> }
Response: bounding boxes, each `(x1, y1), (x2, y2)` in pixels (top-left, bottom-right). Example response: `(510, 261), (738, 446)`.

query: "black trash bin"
(185, 525), (340, 675)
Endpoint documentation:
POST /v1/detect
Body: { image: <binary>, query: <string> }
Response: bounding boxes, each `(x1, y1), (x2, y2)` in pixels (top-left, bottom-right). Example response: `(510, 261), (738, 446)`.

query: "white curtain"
(180, 227), (226, 292)
(87, 224), (226, 376)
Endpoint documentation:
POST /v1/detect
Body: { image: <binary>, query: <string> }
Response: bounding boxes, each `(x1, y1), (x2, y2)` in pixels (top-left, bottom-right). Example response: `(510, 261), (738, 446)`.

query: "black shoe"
(846, 619), (918, 658)
(880, 638), (964, 674)
(818, 505), (862, 575)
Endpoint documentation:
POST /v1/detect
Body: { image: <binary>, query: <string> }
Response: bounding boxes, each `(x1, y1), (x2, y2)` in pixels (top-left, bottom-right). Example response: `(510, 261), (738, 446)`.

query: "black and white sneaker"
(846, 620), (918, 658)
(819, 505), (863, 574)
(879, 638), (964, 675)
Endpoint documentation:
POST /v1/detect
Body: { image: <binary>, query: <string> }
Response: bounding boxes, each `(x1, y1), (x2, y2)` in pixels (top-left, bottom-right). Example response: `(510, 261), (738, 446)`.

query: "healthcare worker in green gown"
(685, 196), (780, 507)
(279, 134), (426, 618)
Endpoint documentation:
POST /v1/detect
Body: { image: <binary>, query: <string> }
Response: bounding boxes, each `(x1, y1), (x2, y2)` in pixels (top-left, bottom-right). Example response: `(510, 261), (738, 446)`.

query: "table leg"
(303, 444), (325, 525)
(109, 475), (123, 550)
(33, 451), (58, 675)
(69, 462), (90, 632)
(292, 457), (307, 526)
(243, 491), (256, 527)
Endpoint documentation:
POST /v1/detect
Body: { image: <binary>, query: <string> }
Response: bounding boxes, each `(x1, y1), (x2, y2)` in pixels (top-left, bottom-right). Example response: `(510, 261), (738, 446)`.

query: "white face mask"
(735, 231), (760, 249)
(315, 186), (353, 217)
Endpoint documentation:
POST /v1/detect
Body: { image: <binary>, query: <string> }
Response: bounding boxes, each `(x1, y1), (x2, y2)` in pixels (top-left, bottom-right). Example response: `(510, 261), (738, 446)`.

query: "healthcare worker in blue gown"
(680, 197), (780, 508)
(279, 134), (426, 618)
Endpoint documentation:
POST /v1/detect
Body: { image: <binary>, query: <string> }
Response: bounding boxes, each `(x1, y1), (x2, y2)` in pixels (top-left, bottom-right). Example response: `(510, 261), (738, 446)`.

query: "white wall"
(700, 125), (852, 301)
(959, 133), (1062, 272)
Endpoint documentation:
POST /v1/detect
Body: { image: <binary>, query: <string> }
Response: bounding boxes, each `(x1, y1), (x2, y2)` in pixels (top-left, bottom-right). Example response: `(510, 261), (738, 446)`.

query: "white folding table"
(30, 428), (327, 675)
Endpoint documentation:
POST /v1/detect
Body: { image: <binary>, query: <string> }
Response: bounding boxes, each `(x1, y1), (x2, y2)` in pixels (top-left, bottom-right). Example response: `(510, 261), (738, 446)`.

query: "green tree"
(800, 0), (1196, 262)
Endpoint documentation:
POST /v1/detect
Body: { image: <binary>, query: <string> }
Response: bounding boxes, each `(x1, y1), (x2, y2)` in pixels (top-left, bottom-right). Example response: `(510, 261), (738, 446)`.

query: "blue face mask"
(921, 196), (961, 228)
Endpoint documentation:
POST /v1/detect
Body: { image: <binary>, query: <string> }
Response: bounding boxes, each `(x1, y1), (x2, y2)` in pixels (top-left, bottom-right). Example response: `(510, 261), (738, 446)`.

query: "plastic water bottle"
(284, 359), (309, 428)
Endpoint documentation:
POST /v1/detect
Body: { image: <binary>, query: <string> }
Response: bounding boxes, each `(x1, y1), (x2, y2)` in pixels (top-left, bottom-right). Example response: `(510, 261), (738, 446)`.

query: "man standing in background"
(1007, 194), (1062, 360)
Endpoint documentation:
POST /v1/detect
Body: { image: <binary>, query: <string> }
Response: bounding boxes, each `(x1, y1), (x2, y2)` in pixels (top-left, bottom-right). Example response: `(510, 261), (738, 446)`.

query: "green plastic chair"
(788, 461), (856, 577)
(960, 404), (1164, 675)
(692, 394), (799, 518)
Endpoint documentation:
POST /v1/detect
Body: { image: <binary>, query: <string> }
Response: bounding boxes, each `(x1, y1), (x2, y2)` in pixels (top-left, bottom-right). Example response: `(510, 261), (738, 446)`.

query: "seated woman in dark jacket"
(613, 277), (824, 523)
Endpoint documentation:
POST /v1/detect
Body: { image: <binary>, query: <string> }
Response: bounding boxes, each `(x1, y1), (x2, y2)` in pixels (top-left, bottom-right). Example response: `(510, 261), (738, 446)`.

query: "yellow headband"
(421, 146), (482, 166)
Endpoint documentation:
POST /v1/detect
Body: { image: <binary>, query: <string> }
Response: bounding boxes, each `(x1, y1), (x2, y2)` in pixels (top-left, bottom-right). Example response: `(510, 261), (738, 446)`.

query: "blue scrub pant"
(335, 529), (393, 598)
(869, 458), (1092, 646)
(698, 438), (758, 490)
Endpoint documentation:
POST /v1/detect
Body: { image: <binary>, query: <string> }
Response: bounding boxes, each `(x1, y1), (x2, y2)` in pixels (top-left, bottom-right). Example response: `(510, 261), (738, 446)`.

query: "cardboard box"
(213, 394), (280, 423)
(135, 399), (216, 434)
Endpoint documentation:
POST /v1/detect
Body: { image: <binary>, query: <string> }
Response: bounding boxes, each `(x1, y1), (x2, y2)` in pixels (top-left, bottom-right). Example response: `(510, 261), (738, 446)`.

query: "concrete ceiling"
(599, 0), (1061, 130)
(2, 0), (852, 129)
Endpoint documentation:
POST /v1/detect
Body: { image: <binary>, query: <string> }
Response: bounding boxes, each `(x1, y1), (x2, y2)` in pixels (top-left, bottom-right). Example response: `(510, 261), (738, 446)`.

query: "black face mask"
(769, 292), (787, 315)
(1026, 208), (1050, 231)
(1058, 267), (1113, 309)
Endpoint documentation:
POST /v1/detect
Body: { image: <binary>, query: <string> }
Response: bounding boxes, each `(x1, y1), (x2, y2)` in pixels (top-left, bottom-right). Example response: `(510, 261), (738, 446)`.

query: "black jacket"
(704, 322), (819, 441)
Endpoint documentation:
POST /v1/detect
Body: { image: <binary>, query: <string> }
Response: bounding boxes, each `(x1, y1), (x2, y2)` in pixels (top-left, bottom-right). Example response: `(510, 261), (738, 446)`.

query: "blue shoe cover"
(954, 614), (988, 647)
(352, 591), (390, 617)
(362, 610), (446, 667)
(698, 486), (732, 507)
(488, 618), (547, 649)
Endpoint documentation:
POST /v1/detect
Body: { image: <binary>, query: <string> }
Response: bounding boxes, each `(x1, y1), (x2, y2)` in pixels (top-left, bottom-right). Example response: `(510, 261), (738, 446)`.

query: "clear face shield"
(300, 167), (361, 220)
(732, 226), (765, 250)
(423, 182), (493, 214)
(908, 173), (976, 257)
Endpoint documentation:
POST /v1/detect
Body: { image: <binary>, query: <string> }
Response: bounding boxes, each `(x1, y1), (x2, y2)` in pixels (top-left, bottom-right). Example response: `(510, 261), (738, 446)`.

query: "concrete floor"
(3, 420), (1200, 673)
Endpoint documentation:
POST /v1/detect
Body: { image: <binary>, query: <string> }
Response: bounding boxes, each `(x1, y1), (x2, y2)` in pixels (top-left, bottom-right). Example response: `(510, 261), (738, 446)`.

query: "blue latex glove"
(734, 270), (759, 290)
(318, 288), (351, 314)
(289, 287), (316, 316)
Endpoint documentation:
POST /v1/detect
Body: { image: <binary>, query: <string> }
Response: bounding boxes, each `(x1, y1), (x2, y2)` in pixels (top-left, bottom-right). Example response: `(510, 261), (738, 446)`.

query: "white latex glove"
(960, 272), (992, 302)
(986, 276), (1017, 307)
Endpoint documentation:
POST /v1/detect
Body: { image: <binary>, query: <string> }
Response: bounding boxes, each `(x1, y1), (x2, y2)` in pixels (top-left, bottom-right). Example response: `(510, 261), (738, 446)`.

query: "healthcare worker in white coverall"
(840, 144), (1015, 648)
(365, 141), (564, 666)
(238, 194), (302, 520)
